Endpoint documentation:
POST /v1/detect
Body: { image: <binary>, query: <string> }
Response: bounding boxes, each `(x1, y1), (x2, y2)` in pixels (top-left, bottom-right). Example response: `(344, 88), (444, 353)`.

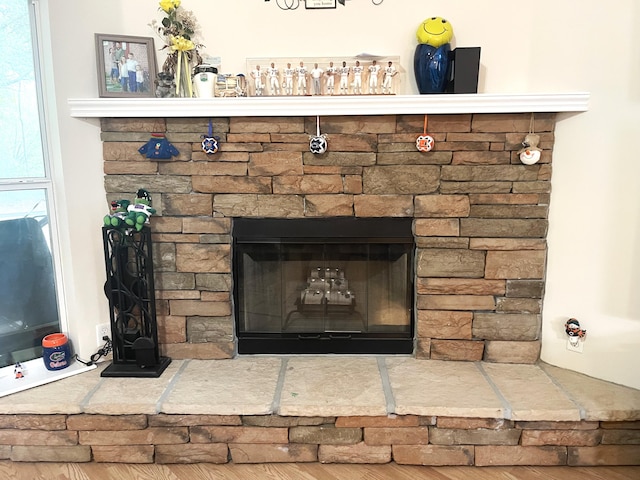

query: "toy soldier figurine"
(325, 61), (337, 95)
(352, 60), (364, 95)
(339, 61), (350, 95)
(295, 61), (308, 95)
(368, 60), (381, 94)
(382, 60), (397, 94)
(266, 62), (280, 95)
(283, 62), (295, 95)
(250, 64), (264, 96)
(310, 63), (324, 95)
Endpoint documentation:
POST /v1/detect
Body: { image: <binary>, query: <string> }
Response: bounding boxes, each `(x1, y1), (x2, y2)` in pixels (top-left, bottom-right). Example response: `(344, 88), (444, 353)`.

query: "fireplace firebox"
(233, 218), (414, 354)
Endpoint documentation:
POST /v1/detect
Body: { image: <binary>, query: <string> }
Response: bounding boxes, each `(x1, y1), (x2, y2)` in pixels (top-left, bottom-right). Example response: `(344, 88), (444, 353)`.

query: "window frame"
(0, 0), (71, 389)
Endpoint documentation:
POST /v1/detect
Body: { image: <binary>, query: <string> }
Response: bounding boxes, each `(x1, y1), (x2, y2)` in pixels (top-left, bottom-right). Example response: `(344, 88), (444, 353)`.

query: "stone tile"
(83, 361), (183, 415)
(481, 363), (580, 421)
(541, 364), (640, 421)
(279, 357), (387, 417)
(0, 365), (103, 414)
(387, 358), (504, 418)
(161, 358), (281, 415)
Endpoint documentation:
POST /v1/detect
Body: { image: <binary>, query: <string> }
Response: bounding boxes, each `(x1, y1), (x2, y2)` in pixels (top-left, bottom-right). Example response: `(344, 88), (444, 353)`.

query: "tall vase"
(414, 43), (451, 94)
(175, 51), (193, 98)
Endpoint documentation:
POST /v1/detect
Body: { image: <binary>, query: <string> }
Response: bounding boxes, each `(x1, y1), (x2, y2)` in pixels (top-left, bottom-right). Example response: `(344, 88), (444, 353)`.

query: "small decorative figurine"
(296, 61), (308, 95)
(382, 61), (397, 94)
(352, 60), (364, 94)
(103, 199), (131, 229)
(250, 64), (264, 96)
(155, 71), (176, 98)
(283, 63), (295, 95)
(339, 61), (350, 95)
(414, 16), (454, 93)
(368, 60), (381, 94)
(267, 62), (281, 95)
(125, 189), (156, 231)
(565, 318), (587, 339)
(14, 362), (24, 379)
(325, 61), (337, 95)
(310, 63), (324, 95)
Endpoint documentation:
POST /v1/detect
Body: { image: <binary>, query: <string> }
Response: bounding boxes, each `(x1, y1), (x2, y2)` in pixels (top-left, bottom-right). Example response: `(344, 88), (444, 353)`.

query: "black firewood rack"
(101, 226), (171, 377)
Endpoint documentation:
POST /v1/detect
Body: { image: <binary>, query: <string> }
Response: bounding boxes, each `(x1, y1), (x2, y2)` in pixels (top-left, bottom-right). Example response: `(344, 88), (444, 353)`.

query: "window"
(0, 0), (62, 368)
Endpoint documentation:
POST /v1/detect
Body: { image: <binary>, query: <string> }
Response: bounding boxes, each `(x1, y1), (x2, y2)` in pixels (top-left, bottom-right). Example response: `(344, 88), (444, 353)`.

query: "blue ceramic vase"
(414, 43), (451, 94)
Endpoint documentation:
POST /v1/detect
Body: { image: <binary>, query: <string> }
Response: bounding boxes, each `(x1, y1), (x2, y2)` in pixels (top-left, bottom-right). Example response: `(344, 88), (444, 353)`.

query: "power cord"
(74, 336), (113, 366)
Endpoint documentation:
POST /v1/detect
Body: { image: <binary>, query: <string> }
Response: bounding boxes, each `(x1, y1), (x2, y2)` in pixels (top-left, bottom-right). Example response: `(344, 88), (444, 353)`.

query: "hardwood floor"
(0, 462), (638, 480)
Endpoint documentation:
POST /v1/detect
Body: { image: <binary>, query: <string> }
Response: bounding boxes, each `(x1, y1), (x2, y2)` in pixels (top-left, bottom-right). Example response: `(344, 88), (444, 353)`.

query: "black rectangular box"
(446, 47), (481, 94)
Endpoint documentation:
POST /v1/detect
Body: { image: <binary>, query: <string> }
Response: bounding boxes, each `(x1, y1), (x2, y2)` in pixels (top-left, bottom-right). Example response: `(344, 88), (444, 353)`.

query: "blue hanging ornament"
(138, 133), (180, 160)
(202, 118), (220, 154)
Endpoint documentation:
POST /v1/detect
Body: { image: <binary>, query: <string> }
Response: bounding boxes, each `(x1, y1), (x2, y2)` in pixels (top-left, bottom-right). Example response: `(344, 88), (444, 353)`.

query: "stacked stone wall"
(101, 113), (555, 362)
(2, 414), (638, 465)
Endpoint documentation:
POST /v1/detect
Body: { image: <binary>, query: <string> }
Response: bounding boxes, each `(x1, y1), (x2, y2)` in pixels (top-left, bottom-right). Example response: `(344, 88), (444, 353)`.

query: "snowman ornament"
(518, 133), (542, 165)
(310, 116), (328, 154)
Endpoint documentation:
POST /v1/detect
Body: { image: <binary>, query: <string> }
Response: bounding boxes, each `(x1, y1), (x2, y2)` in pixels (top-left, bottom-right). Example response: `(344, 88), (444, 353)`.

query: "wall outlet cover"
(567, 338), (584, 353)
(96, 323), (111, 345)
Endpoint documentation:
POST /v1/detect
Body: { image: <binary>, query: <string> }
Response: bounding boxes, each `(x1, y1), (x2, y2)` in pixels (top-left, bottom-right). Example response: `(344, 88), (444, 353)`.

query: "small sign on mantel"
(305, 0), (337, 9)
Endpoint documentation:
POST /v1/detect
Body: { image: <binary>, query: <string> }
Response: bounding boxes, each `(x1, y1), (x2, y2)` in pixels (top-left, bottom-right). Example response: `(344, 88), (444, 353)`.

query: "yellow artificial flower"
(159, 0), (180, 13)
(170, 35), (195, 52)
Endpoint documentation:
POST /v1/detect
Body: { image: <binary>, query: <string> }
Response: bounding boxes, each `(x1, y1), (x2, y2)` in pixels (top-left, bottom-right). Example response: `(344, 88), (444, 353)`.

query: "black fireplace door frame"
(232, 218), (415, 355)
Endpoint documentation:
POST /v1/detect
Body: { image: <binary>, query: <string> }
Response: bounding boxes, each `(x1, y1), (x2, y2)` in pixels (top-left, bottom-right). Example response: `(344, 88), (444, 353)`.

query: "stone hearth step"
(0, 357), (638, 466)
(0, 357), (637, 422)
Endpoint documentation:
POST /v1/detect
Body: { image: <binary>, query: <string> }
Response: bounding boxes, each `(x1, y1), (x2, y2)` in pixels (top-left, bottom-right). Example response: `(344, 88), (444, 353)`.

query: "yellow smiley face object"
(416, 17), (454, 47)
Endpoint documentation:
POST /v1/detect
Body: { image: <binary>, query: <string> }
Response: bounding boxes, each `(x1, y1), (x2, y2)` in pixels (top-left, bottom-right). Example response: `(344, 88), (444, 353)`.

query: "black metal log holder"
(101, 226), (171, 377)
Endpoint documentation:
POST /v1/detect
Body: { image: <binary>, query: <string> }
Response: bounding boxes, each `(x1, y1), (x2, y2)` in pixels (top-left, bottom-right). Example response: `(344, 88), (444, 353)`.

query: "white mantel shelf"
(68, 93), (589, 118)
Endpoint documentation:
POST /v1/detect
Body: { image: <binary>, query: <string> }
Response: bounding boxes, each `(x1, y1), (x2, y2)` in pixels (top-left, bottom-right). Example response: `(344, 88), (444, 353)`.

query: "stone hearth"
(102, 112), (555, 362)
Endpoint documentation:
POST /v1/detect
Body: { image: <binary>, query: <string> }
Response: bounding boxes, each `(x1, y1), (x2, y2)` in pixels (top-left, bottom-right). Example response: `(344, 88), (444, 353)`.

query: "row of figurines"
(186, 60), (401, 98)
(248, 60), (399, 96)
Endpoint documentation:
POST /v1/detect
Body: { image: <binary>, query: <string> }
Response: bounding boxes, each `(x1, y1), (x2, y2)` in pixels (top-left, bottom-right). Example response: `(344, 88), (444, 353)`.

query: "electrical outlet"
(567, 338), (584, 353)
(96, 323), (111, 345)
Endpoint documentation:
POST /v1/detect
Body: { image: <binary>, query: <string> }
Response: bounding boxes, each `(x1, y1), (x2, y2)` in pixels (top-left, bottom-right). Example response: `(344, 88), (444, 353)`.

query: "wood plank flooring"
(0, 462), (638, 480)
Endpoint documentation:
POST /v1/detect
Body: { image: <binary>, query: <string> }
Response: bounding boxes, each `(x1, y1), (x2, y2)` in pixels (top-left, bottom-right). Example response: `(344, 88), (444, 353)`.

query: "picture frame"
(95, 34), (158, 98)
(305, 0), (337, 9)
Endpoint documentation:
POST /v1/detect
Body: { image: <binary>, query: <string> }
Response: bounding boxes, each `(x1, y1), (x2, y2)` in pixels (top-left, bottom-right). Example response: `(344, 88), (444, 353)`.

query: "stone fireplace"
(101, 111), (555, 364)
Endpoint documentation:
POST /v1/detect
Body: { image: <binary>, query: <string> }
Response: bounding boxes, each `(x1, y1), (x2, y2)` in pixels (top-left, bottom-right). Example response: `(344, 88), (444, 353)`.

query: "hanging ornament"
(138, 133), (180, 160)
(201, 118), (220, 154)
(518, 113), (542, 165)
(309, 116), (328, 154)
(416, 114), (435, 152)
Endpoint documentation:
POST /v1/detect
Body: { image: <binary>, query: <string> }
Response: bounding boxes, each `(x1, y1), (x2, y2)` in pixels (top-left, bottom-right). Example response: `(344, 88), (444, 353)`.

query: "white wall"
(42, 0), (640, 389)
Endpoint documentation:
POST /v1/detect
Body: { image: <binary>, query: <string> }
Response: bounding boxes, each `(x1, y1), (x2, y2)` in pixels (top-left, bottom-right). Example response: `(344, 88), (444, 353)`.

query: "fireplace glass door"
(233, 218), (414, 354)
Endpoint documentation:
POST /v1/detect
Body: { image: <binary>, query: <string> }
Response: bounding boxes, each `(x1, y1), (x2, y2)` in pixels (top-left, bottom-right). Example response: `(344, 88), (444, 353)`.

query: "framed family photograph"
(95, 34), (158, 98)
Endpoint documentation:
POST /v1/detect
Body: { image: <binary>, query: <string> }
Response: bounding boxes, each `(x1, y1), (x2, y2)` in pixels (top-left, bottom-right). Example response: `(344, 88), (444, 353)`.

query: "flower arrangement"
(150, 0), (203, 97)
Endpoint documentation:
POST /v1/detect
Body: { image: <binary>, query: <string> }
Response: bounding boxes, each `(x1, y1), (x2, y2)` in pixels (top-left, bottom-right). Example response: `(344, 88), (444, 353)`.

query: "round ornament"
(416, 134), (435, 152)
(310, 135), (328, 154)
(202, 136), (219, 154)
